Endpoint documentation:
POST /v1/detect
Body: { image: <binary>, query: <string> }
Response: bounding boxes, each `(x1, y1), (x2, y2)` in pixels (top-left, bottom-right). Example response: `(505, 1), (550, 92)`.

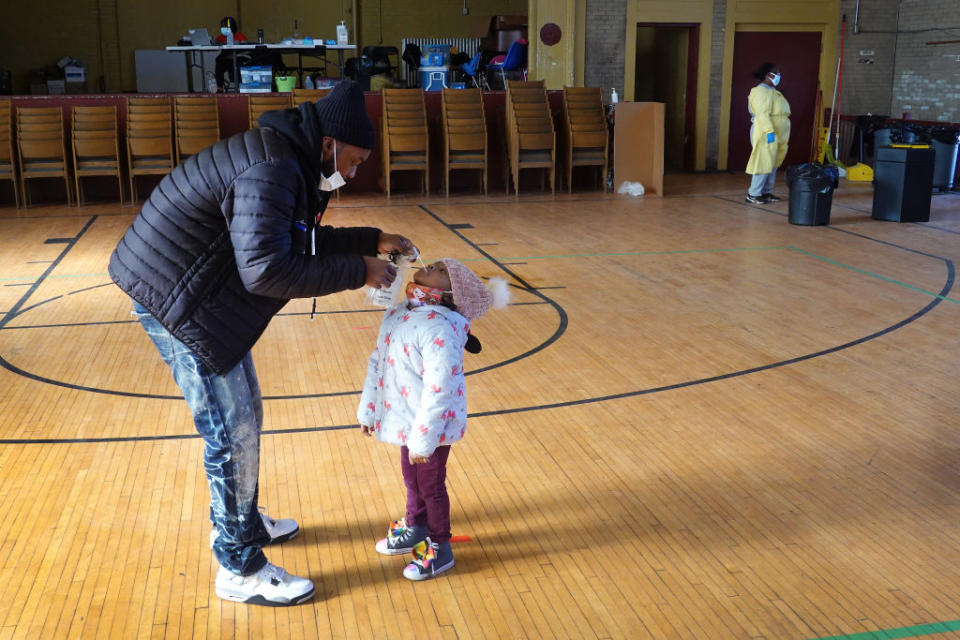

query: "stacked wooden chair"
(71, 105), (123, 205)
(16, 106), (72, 206)
(0, 99), (18, 207)
(248, 95), (292, 129)
(381, 88), (429, 196)
(441, 88), (487, 196)
(291, 88), (332, 107)
(174, 96), (220, 164)
(126, 97), (173, 204)
(504, 80), (555, 194)
(562, 87), (609, 192)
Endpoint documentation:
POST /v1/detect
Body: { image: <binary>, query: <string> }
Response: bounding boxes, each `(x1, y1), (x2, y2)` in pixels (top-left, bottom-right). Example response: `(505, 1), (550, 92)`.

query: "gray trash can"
(931, 128), (959, 192)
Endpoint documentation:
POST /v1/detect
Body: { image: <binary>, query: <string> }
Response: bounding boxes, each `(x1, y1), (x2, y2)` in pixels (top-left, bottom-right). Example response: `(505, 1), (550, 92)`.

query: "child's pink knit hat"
(439, 258), (509, 321)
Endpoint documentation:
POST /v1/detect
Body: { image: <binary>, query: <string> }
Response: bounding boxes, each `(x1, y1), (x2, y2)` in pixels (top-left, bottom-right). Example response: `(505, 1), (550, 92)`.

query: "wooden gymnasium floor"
(1, 173), (960, 640)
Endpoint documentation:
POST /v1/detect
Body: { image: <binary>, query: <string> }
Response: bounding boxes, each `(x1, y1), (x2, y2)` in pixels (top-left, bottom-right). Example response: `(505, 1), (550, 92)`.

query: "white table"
(165, 43), (357, 92)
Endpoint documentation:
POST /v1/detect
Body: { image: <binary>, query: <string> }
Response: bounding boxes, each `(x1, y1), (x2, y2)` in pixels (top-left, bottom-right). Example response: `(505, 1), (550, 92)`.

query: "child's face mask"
(406, 282), (448, 307)
(319, 143), (346, 191)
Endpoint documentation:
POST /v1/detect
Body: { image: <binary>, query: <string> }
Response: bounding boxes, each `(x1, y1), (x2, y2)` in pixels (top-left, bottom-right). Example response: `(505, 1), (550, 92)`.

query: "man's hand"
(360, 424), (375, 437)
(364, 256), (397, 289)
(378, 233), (415, 256)
(408, 451), (431, 464)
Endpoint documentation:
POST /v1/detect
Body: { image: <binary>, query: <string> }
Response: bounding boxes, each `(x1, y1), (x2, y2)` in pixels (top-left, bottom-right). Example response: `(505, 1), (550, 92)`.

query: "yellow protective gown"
(745, 84), (791, 175)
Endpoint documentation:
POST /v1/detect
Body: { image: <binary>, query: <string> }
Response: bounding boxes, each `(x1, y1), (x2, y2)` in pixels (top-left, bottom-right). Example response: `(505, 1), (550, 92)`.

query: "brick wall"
(704, 0), (727, 169)
(890, 0), (960, 122)
(584, 0), (627, 100)
(838, 0), (898, 117)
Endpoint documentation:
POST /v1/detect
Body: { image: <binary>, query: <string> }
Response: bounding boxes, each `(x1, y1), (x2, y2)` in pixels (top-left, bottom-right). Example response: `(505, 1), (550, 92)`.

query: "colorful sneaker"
(745, 194), (765, 204)
(210, 507), (300, 549)
(375, 518), (427, 556)
(215, 562), (315, 606)
(403, 538), (454, 581)
(762, 193), (782, 202)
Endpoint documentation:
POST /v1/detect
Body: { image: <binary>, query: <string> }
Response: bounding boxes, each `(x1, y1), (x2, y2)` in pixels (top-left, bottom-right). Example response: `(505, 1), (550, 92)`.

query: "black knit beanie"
(313, 80), (376, 150)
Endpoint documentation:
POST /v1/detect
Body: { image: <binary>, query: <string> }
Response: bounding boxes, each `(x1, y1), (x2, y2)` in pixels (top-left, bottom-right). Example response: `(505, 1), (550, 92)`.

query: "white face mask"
(770, 72), (781, 87)
(221, 27), (232, 37)
(319, 143), (346, 191)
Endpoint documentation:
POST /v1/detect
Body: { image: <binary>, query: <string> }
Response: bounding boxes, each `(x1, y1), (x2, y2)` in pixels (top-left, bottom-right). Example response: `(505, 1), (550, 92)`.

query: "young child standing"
(358, 258), (508, 580)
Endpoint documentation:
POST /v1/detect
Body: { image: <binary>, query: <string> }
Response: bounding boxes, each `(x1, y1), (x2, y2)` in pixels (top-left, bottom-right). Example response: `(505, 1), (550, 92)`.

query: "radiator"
(399, 37), (482, 87)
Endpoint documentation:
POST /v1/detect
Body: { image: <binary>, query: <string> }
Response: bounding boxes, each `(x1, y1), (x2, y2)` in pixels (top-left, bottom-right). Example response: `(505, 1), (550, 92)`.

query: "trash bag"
(786, 162), (839, 191)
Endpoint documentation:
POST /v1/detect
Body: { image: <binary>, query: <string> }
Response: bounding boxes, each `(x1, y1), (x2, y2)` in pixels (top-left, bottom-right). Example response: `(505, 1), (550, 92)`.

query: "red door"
(727, 31), (821, 171)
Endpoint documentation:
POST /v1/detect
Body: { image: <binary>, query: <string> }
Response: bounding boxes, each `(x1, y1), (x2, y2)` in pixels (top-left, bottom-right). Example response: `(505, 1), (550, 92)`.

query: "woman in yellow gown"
(745, 63), (791, 204)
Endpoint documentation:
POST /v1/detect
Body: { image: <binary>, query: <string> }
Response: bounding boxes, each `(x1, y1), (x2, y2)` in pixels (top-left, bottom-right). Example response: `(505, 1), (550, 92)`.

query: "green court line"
(787, 246), (960, 305)
(812, 618), (960, 640)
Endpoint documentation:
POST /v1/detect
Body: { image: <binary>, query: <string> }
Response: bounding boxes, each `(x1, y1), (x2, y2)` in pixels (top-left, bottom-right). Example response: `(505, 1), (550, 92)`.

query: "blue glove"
(766, 132), (776, 144)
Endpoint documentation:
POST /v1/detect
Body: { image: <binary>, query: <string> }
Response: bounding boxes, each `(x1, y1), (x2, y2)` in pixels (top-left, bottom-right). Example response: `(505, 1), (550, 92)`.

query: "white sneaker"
(215, 562), (315, 606)
(210, 507), (300, 549)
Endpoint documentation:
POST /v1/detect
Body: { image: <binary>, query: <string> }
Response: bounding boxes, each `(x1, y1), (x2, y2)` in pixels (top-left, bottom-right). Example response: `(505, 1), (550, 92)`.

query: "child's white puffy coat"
(358, 304), (470, 457)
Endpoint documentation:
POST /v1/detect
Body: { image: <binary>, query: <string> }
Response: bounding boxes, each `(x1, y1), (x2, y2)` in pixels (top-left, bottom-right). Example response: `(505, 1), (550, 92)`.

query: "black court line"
(4, 283), (33, 287)
(476, 242), (499, 246)
(44, 238), (73, 244)
(533, 286), (566, 291)
(1, 204), (954, 444)
(449, 223), (474, 230)
(499, 262), (527, 266)
(27, 260), (54, 264)
(0, 205), (565, 401)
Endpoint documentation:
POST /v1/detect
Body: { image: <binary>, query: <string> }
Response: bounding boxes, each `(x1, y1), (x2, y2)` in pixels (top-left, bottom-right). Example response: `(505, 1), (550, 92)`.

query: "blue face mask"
(770, 73), (781, 87)
(221, 27), (232, 37)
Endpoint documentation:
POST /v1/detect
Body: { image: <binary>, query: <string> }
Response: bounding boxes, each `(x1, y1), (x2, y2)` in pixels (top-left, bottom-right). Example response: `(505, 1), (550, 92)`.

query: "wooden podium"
(613, 102), (664, 197)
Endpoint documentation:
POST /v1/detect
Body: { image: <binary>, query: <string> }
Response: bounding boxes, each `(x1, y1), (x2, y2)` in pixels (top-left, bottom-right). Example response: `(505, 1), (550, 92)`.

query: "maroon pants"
(400, 445), (451, 544)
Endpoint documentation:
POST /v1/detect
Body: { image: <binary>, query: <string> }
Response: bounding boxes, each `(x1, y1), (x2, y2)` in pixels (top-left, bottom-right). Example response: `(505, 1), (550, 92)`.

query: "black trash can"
(786, 163), (840, 225)
(872, 146), (935, 222)
(931, 127), (959, 192)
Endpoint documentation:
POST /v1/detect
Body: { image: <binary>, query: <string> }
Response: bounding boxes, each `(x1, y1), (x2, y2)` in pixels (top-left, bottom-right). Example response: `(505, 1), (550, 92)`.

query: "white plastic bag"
(617, 181), (645, 196)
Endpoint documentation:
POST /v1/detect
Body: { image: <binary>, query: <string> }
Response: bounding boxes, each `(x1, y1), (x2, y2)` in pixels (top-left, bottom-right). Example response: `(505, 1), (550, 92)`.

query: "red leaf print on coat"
(445, 410), (456, 420)
(451, 365), (460, 377)
(375, 420), (381, 431)
(457, 386), (464, 397)
(439, 434), (446, 443)
(463, 323), (470, 333)
(400, 386), (409, 398)
(378, 377), (384, 388)
(460, 427), (465, 437)
(367, 402), (375, 412)
(384, 401), (392, 410)
(402, 313), (410, 322)
(403, 344), (410, 357)
(431, 384), (443, 393)
(419, 424), (428, 435)
(433, 337), (445, 347)
(388, 309), (397, 317)
(399, 431), (406, 443)
(384, 333), (391, 345)
(427, 310), (438, 319)
(387, 356), (395, 367)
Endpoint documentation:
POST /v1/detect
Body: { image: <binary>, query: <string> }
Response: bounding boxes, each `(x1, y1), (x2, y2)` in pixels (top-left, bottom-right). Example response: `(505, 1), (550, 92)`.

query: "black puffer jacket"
(109, 121), (380, 375)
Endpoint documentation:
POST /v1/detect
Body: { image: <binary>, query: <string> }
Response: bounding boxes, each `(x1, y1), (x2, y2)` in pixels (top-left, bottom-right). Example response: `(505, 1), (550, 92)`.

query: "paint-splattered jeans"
(133, 301), (270, 576)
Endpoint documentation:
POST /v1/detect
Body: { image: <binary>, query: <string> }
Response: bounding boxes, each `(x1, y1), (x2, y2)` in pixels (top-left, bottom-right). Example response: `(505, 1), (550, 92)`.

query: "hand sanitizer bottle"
(610, 88), (619, 105)
(337, 20), (349, 46)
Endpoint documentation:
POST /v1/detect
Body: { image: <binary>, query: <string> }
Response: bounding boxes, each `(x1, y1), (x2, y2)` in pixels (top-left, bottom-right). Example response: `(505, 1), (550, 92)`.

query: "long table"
(165, 43), (357, 92)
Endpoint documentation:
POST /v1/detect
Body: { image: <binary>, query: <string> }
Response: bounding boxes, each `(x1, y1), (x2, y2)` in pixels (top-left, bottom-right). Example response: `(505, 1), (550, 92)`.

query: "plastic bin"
(275, 75), (296, 92)
(785, 163), (839, 225)
(872, 146), (934, 222)
(931, 128), (959, 191)
(420, 66), (449, 91)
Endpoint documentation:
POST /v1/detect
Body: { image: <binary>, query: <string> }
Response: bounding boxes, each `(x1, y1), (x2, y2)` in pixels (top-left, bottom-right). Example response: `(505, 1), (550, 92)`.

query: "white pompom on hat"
(439, 258), (511, 321)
